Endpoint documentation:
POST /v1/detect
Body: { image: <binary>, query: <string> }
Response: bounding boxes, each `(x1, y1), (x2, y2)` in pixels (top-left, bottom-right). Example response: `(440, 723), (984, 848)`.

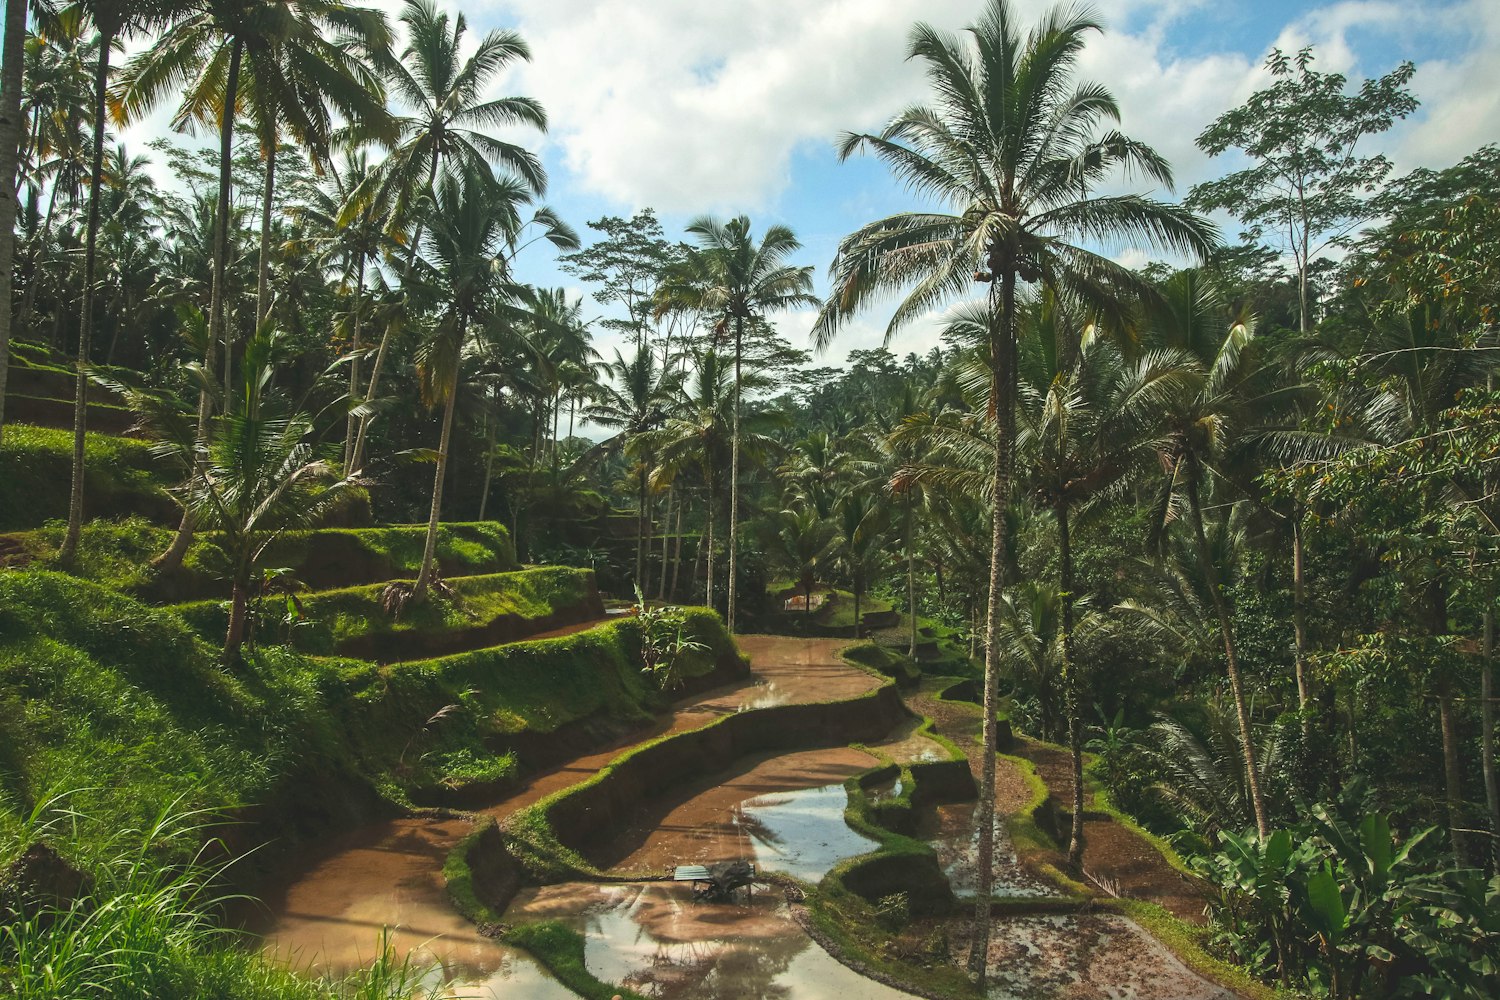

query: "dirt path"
(907, 680), (1209, 924)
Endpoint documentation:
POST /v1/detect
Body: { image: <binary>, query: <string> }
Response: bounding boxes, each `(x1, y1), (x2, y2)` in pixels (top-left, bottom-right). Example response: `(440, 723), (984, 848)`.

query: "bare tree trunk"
(414, 323), (464, 600)
(727, 315), (743, 633)
(1293, 509), (1312, 737)
(158, 39), (243, 572)
(1187, 466), (1269, 839)
(0, 0), (25, 444)
(59, 36), (114, 563)
(853, 578), (862, 641)
(967, 263), (1013, 986)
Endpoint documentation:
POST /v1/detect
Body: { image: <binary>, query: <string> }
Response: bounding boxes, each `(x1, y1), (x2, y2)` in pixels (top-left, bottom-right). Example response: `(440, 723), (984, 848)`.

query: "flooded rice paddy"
(249, 634), (1236, 999)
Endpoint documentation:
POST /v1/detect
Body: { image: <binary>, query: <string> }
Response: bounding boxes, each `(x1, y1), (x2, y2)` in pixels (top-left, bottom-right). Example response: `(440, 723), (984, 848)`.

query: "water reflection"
(508, 882), (916, 1000)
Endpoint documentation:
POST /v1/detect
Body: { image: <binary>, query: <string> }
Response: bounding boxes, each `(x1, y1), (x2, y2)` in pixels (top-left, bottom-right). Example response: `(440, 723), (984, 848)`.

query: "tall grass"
(0, 795), (444, 1000)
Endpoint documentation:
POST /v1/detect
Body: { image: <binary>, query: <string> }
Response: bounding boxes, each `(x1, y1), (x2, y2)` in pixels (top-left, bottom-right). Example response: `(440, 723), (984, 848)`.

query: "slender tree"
(59, 0), (178, 563)
(811, 2), (1214, 979)
(681, 215), (817, 633)
(346, 0), (545, 474)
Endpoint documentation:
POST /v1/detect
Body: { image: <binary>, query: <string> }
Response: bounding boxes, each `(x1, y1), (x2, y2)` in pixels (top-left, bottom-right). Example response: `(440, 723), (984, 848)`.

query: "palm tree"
(587, 345), (681, 593)
(289, 150), (393, 474)
(346, 0), (545, 474)
(1141, 270), (1282, 839)
(113, 0), (391, 569)
(0, 0), (31, 442)
(58, 0), (179, 564)
(811, 2), (1215, 977)
(834, 489), (886, 639)
(110, 323), (357, 664)
(407, 169), (575, 600)
(767, 503), (838, 622)
(680, 216), (817, 633)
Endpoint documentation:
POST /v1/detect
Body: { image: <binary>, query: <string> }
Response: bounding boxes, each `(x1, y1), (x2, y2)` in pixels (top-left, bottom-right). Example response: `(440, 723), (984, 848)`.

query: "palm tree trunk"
(343, 255), (367, 474)
(1186, 463), (1269, 839)
(727, 315), (743, 633)
(17, 175), (62, 341)
(1059, 503), (1085, 866)
(351, 154), (442, 473)
(853, 578), (862, 641)
(256, 138), (276, 327)
(705, 483), (716, 612)
(636, 465), (648, 593)
(0, 0), (25, 444)
(907, 502), (917, 657)
(671, 503), (684, 602)
(223, 576), (250, 665)
(657, 486), (672, 601)
(414, 323), (464, 600)
(478, 395), (497, 521)
(1438, 684), (1470, 865)
(1483, 606), (1499, 875)
(158, 39), (243, 573)
(967, 262), (1014, 986)
(1293, 509), (1312, 736)
(59, 34), (114, 563)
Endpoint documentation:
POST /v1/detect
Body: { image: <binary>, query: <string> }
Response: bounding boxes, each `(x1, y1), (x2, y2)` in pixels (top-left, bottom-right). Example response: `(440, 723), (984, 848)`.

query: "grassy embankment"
(0, 564), (737, 999)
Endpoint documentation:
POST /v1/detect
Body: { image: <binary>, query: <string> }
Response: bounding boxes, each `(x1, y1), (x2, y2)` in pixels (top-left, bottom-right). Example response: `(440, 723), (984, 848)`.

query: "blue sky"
(123, 1), (1500, 365)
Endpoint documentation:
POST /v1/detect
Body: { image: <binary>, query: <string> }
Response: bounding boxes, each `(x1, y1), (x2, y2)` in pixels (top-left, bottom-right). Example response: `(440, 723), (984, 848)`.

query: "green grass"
(502, 921), (647, 1000)
(0, 424), (174, 531)
(170, 565), (593, 654)
(10, 518), (516, 597)
(840, 640), (922, 686)
(0, 798), (445, 1000)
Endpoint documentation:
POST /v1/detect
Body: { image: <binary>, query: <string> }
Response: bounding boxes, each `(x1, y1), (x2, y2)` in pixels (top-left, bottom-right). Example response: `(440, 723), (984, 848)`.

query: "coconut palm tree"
(0, 0), (32, 442)
(289, 150), (395, 474)
(812, 3), (1216, 972)
(834, 489), (886, 639)
(767, 503), (838, 623)
(346, 0), (545, 474)
(587, 345), (681, 593)
(406, 168), (576, 600)
(679, 216), (817, 633)
(57, 0), (180, 564)
(114, 0), (392, 571)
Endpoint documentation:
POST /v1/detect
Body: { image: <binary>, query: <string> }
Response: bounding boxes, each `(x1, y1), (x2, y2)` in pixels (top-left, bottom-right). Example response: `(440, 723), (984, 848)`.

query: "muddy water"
(507, 882), (916, 1000)
(246, 818), (568, 997)
(597, 746), (879, 881)
(921, 800), (1051, 898)
(251, 633), (902, 997)
(983, 912), (1238, 1000)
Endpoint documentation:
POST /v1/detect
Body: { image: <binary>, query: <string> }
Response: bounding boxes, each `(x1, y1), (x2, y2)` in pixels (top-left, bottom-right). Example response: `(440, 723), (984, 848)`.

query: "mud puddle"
(508, 881), (916, 999)
(920, 801), (1052, 898)
(246, 818), (567, 998)
(598, 747), (879, 881)
(983, 912), (1237, 1000)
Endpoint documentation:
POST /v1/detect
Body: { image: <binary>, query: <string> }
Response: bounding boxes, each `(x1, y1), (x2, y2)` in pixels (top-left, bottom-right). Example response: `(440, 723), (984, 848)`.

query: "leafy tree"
(346, 0), (545, 474)
(677, 215), (816, 635)
(58, 0), (180, 564)
(406, 168), (575, 599)
(1188, 46), (1418, 332)
(559, 208), (689, 355)
(813, 1), (1214, 973)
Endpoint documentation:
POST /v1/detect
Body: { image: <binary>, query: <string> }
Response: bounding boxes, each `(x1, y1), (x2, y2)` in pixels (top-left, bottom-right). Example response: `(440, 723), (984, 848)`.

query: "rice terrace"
(0, 0), (1497, 998)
